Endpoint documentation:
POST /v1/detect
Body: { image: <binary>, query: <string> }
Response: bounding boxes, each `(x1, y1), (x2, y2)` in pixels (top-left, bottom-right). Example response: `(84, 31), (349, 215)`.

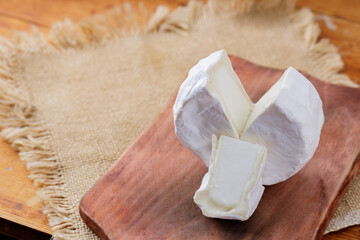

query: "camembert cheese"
(174, 50), (324, 185)
(194, 135), (266, 220)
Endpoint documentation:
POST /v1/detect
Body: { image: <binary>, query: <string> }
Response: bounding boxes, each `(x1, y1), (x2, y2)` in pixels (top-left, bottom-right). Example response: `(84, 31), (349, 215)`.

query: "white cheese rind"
(194, 135), (266, 220)
(173, 50), (253, 166)
(174, 50), (324, 186)
(241, 67), (324, 185)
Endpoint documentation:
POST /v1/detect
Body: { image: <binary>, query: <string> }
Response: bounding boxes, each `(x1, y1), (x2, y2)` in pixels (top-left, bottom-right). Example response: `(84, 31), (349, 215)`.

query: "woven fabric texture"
(0, 0), (358, 239)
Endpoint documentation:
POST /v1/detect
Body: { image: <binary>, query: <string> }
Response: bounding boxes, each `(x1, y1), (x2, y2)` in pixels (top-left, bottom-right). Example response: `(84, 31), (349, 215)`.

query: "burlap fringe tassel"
(0, 37), (76, 239)
(0, 0), (357, 239)
(0, 36), (78, 239)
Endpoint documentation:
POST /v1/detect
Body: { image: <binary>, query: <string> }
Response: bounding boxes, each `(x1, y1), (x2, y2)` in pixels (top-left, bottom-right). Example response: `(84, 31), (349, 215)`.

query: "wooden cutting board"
(79, 56), (360, 240)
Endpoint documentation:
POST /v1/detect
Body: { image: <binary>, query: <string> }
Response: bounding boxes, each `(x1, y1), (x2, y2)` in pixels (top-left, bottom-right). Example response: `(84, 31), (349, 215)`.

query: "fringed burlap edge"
(0, 0), (357, 239)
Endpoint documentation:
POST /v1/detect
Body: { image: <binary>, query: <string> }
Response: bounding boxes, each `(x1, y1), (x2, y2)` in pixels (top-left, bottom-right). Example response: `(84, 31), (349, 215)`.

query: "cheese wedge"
(174, 50), (324, 185)
(173, 50), (254, 166)
(241, 67), (324, 185)
(194, 135), (266, 220)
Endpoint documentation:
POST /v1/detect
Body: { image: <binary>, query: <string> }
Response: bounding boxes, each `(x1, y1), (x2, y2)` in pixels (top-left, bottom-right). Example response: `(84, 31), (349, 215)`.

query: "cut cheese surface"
(244, 75), (284, 131)
(241, 67), (324, 185)
(206, 55), (253, 134)
(194, 135), (266, 220)
(173, 50), (254, 166)
(174, 50), (324, 186)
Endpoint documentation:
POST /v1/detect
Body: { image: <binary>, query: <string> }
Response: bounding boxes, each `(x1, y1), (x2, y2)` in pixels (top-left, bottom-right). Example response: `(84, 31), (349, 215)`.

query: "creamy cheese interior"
(194, 135), (266, 218)
(206, 56), (254, 136)
(243, 69), (286, 131)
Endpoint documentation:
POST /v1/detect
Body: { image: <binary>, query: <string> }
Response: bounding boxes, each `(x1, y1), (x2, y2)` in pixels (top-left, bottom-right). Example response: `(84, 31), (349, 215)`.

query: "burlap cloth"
(0, 0), (358, 239)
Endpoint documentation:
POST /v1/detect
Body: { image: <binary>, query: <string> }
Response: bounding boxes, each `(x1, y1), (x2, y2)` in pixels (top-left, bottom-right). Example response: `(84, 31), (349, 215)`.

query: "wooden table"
(0, 0), (359, 239)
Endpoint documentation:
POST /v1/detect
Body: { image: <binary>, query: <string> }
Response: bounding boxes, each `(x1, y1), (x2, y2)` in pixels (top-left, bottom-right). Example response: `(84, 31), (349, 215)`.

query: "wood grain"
(0, 0), (359, 239)
(307, 12), (360, 85)
(0, 0), (187, 37)
(322, 21), (360, 86)
(0, 1), (185, 238)
(297, 0), (360, 23)
(0, 134), (52, 235)
(79, 56), (360, 240)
